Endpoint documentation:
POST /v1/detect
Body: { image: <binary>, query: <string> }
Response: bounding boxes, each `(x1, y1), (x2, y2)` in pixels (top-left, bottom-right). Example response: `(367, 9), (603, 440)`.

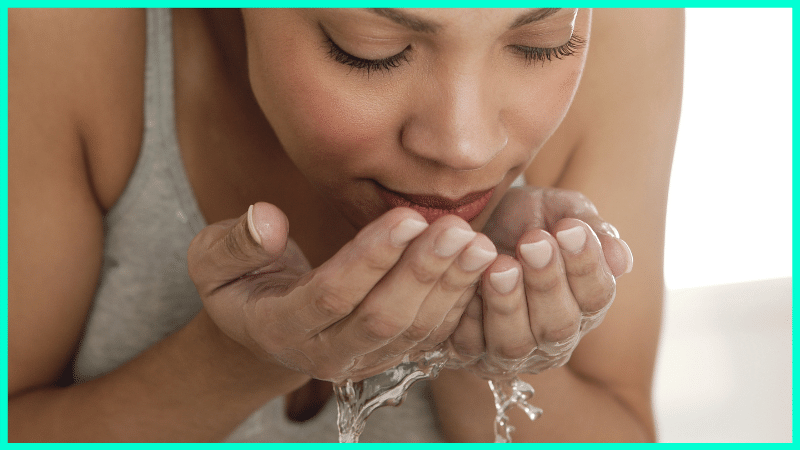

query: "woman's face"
(242, 8), (591, 230)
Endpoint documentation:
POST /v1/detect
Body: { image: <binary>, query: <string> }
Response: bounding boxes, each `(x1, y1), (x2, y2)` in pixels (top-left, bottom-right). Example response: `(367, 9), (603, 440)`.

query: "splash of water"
(334, 348), (450, 443)
(487, 378), (543, 443)
(332, 252), (612, 442)
(334, 345), (541, 443)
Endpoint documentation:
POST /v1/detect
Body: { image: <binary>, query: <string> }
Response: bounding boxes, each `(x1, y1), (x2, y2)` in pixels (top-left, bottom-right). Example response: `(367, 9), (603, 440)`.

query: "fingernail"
(489, 267), (519, 294)
(459, 245), (497, 272)
(390, 218), (429, 247)
(620, 239), (633, 274)
(519, 240), (552, 269)
(247, 204), (262, 246)
(556, 226), (586, 253)
(435, 227), (477, 257)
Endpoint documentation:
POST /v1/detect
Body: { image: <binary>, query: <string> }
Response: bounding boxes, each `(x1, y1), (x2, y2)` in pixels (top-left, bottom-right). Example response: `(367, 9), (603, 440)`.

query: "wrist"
(194, 309), (311, 397)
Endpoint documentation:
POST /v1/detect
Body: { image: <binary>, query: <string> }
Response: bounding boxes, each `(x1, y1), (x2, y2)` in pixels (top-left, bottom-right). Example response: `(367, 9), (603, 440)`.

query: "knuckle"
(362, 313), (409, 342)
(581, 282), (616, 313)
(565, 257), (600, 278)
(358, 241), (397, 273)
(401, 320), (432, 343)
(423, 325), (451, 348)
(539, 319), (580, 345)
(495, 339), (536, 360)
(464, 296), (483, 321)
(527, 271), (560, 294)
(222, 222), (254, 263)
(406, 258), (440, 285)
(440, 309), (465, 333)
(313, 279), (357, 319)
(437, 270), (470, 294)
(485, 295), (525, 316)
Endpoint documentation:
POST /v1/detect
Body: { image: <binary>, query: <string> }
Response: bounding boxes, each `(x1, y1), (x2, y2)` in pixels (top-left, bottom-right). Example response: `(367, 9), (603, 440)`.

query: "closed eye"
(325, 36), (411, 75)
(510, 34), (586, 65)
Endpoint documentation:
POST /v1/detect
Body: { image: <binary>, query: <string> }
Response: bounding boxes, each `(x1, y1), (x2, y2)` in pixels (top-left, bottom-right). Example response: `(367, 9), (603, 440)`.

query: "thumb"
(188, 202), (290, 294)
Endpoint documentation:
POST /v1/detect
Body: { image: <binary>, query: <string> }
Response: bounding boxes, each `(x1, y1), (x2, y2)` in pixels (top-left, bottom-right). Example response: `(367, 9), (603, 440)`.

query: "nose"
(400, 66), (508, 171)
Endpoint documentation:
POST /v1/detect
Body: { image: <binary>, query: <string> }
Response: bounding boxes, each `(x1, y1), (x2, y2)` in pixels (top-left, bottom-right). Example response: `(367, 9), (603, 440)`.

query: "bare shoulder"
(529, 8), (684, 189)
(9, 8), (146, 394)
(571, 8), (685, 132)
(527, 8), (685, 437)
(9, 8), (147, 210)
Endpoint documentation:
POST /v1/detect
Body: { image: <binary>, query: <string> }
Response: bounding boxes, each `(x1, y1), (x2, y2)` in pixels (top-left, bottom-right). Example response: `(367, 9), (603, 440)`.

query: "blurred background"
(654, 8), (792, 442)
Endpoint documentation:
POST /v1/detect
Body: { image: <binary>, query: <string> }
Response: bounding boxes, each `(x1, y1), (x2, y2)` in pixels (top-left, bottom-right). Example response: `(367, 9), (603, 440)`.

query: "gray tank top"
(72, 8), (445, 443)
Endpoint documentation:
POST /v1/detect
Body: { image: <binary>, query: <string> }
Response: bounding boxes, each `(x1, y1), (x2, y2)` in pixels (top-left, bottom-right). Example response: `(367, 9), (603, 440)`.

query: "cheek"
(510, 14), (590, 149)
(510, 62), (584, 151)
(247, 39), (398, 175)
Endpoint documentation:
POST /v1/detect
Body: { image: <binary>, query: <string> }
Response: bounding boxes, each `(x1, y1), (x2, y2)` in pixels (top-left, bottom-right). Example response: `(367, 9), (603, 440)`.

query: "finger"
(482, 187), (545, 254)
(535, 189), (633, 277)
(187, 202), (290, 295)
(597, 234), (634, 277)
(517, 229), (581, 355)
(552, 218), (616, 314)
(424, 234), (497, 344)
(326, 215), (478, 359)
(244, 207), (431, 378)
(402, 233), (497, 351)
(427, 286), (477, 347)
(280, 207), (430, 334)
(449, 293), (486, 360)
(537, 187), (600, 226)
(481, 255), (537, 366)
(556, 207), (633, 278)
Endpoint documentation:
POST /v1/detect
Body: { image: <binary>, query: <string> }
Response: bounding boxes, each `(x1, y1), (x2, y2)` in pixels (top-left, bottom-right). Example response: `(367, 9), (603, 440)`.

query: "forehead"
(321, 8), (579, 32)
(366, 8), (566, 32)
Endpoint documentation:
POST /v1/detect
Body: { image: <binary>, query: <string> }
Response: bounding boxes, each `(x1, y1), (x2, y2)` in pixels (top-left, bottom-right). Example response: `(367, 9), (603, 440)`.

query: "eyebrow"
(367, 8), (564, 33)
(368, 8), (441, 33)
(508, 8), (562, 29)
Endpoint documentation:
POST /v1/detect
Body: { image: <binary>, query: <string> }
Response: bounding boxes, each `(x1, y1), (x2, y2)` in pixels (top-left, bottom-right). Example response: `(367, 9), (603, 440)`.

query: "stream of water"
(334, 345), (542, 443)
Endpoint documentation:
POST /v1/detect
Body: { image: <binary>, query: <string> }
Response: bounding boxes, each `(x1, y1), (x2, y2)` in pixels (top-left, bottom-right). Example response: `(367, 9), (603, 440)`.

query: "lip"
(375, 182), (496, 223)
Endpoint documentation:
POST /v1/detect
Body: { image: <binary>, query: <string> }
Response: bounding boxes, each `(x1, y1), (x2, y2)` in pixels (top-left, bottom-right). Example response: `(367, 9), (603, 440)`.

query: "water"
(326, 184), (621, 442)
(487, 377), (543, 443)
(334, 346), (542, 443)
(334, 348), (451, 443)
(333, 292), (610, 442)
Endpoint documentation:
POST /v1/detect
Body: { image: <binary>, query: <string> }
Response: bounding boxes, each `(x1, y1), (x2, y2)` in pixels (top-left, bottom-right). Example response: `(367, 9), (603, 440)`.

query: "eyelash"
(511, 34), (587, 65)
(325, 33), (587, 75)
(325, 37), (411, 75)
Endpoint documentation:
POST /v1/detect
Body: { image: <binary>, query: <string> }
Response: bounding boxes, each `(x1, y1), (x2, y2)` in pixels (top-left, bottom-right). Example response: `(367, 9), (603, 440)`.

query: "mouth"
(375, 182), (496, 223)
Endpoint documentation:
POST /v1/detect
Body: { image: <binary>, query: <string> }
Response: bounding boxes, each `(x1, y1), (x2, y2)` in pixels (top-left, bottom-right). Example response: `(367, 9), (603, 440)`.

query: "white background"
(654, 8), (792, 442)
(663, 8), (792, 290)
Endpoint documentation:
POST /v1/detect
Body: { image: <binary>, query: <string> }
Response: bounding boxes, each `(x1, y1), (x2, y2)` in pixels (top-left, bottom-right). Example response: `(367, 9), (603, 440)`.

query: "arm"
(10, 11), (506, 443)
(430, 8), (684, 442)
(8, 9), (308, 441)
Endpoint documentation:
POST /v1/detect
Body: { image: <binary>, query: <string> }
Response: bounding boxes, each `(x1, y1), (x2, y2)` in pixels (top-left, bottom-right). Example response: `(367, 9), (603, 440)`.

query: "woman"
(8, 8), (683, 442)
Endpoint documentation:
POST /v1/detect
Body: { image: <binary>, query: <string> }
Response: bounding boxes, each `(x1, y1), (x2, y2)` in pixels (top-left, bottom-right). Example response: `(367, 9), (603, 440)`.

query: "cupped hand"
(448, 186), (634, 378)
(187, 202), (499, 384)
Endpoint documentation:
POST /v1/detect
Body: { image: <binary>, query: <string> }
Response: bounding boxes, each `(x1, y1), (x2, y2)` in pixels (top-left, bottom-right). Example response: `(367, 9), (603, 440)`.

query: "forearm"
(430, 365), (653, 443)
(9, 309), (310, 442)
